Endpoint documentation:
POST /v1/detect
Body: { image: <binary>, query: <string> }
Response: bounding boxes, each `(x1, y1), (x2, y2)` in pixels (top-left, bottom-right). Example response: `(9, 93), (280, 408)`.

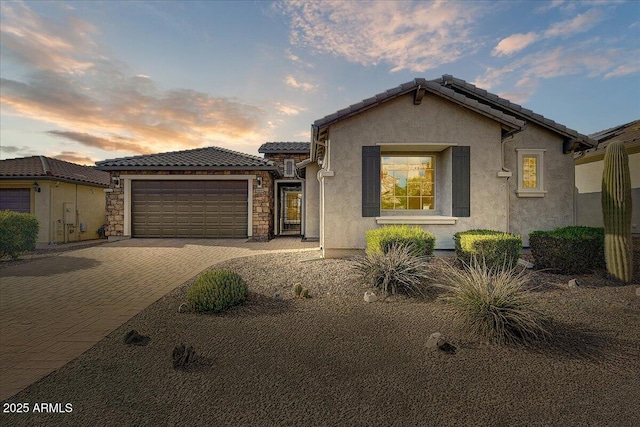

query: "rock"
(438, 341), (457, 355)
(636, 287), (640, 297)
(426, 332), (444, 349)
(517, 258), (535, 269)
(274, 293), (283, 301)
(568, 279), (579, 290)
(172, 344), (196, 370)
(364, 291), (377, 303)
(123, 330), (150, 346)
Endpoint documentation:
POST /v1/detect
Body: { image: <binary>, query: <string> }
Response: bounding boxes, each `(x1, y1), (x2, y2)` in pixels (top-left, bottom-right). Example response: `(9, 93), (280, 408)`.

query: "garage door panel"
(132, 180), (248, 238)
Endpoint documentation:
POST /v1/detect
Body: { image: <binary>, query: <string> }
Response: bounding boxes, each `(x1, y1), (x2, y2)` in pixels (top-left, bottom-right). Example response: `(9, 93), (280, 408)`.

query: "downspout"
(500, 128), (521, 234)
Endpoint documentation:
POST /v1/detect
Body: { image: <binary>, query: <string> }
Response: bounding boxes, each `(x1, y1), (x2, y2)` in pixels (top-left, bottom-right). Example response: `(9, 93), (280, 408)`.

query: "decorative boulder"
(123, 330), (150, 346)
(172, 344), (196, 370)
(364, 291), (378, 303)
(426, 332), (444, 349)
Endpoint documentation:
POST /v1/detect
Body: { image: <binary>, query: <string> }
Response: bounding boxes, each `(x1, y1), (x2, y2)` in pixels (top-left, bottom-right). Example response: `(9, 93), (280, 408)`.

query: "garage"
(0, 188), (31, 213)
(131, 180), (248, 238)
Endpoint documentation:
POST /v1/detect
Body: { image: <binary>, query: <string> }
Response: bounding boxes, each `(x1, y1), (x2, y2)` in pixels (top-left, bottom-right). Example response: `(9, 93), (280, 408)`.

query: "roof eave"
(96, 165), (280, 172)
(0, 175), (109, 187)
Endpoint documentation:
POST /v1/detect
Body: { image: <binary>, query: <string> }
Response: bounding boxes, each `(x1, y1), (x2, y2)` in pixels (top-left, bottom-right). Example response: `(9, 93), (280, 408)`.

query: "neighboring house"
(0, 156), (110, 244)
(95, 146), (280, 240)
(258, 142), (310, 237)
(302, 75), (596, 257)
(575, 119), (639, 235)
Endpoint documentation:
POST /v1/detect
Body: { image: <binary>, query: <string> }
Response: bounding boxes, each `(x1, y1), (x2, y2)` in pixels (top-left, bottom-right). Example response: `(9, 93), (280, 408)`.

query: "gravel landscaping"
(1, 249), (639, 426)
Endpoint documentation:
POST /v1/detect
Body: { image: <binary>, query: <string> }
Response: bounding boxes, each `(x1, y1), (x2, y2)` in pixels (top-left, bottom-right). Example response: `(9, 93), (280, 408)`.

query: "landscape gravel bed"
(1, 250), (639, 426)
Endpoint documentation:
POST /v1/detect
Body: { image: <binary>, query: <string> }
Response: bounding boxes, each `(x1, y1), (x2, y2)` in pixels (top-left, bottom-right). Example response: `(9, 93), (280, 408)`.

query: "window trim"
(516, 149), (547, 197)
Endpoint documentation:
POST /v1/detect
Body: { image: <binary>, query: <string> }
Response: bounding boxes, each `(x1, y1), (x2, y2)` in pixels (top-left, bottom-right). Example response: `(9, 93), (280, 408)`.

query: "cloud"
(604, 62), (640, 78)
(0, 2), (266, 155)
(275, 102), (306, 116)
(544, 9), (604, 38)
(475, 42), (635, 103)
(492, 32), (540, 57)
(278, 0), (480, 72)
(284, 75), (317, 92)
(0, 145), (34, 157)
(46, 131), (154, 154)
(52, 151), (95, 165)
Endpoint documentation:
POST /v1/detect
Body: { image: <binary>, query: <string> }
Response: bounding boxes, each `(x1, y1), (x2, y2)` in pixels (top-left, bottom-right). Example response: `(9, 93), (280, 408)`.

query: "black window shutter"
(452, 146), (471, 217)
(362, 146), (381, 217)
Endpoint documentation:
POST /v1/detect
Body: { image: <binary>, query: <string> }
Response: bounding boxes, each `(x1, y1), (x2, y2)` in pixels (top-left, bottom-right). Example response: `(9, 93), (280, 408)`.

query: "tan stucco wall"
(505, 125), (576, 246)
(575, 151), (640, 234)
(320, 93), (511, 253)
(0, 179), (106, 244)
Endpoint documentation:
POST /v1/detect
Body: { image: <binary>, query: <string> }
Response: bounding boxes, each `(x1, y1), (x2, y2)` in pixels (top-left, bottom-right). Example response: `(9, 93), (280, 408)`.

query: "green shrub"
(366, 225), (435, 256)
(435, 258), (550, 345)
(353, 242), (431, 296)
(0, 210), (39, 260)
(529, 226), (604, 275)
(187, 269), (248, 313)
(454, 229), (522, 268)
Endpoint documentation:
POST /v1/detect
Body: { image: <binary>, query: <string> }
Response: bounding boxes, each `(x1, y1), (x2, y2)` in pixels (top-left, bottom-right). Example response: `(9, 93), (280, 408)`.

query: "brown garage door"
(0, 188), (31, 213)
(131, 180), (248, 238)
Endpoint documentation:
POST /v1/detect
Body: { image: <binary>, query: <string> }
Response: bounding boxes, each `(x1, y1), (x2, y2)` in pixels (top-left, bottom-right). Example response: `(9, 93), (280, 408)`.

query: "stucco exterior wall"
(576, 151), (640, 234)
(320, 93), (510, 255)
(505, 125), (575, 245)
(0, 179), (106, 244)
(104, 170), (274, 240)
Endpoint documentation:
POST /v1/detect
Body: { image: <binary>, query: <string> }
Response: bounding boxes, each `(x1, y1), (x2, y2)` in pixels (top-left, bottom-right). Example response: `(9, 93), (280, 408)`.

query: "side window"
(517, 149), (546, 197)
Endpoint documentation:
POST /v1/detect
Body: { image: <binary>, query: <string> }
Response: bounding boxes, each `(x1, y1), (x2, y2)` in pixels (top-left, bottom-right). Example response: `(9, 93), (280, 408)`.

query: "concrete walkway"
(0, 238), (318, 401)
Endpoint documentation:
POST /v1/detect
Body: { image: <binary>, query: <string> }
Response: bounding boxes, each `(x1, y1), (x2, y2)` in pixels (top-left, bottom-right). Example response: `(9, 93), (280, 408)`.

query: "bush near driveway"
(187, 269), (248, 313)
(0, 210), (39, 260)
(435, 258), (550, 346)
(454, 229), (522, 268)
(365, 225), (435, 257)
(529, 226), (604, 275)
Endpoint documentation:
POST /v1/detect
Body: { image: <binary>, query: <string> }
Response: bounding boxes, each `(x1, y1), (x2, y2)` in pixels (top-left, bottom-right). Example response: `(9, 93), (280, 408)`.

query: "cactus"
(601, 140), (634, 283)
(292, 283), (303, 297)
(301, 288), (310, 299)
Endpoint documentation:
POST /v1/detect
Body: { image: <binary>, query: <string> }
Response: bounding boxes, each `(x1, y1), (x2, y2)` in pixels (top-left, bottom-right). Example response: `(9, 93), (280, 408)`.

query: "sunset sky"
(1, 0), (638, 165)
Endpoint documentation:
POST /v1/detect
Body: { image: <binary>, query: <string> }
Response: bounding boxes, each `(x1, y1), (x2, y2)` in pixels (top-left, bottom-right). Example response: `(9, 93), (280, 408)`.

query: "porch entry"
(275, 180), (303, 236)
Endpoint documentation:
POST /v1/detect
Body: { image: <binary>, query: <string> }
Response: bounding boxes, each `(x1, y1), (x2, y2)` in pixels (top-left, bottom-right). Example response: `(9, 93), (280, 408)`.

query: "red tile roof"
(0, 156), (111, 187)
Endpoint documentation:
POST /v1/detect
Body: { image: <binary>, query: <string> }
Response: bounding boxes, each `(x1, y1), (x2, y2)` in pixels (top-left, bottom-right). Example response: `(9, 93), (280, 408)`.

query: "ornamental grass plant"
(435, 257), (551, 345)
(352, 242), (431, 296)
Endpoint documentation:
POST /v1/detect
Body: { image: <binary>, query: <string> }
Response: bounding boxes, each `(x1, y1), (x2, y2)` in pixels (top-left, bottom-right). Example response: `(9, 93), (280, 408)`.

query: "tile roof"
(312, 75), (595, 150)
(590, 119), (640, 151)
(258, 142), (310, 154)
(435, 75), (594, 148)
(0, 156), (111, 187)
(95, 146), (278, 171)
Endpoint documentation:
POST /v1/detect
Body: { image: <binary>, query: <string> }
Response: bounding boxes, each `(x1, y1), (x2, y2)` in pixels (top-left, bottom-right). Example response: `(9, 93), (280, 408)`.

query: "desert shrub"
(529, 226), (604, 274)
(187, 269), (248, 313)
(366, 225), (435, 257)
(353, 242), (431, 296)
(454, 229), (522, 268)
(0, 210), (39, 259)
(435, 258), (550, 345)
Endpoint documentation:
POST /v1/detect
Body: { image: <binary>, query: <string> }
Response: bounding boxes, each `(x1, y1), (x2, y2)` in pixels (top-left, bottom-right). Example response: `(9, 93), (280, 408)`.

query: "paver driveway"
(0, 238), (318, 401)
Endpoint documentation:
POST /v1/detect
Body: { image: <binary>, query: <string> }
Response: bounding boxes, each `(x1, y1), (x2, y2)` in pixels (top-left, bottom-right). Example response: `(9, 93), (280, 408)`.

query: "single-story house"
(258, 142), (310, 237)
(575, 119), (639, 234)
(0, 156), (110, 244)
(95, 146), (280, 240)
(302, 75), (596, 257)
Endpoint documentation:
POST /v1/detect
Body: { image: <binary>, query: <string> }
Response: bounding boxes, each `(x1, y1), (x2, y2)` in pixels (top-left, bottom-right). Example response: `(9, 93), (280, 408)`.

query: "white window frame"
(380, 154), (436, 212)
(516, 149), (547, 197)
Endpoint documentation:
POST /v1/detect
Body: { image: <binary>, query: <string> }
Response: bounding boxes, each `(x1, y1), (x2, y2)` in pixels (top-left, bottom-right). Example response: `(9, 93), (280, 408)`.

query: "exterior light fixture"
(33, 182), (41, 193)
(256, 176), (263, 188)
